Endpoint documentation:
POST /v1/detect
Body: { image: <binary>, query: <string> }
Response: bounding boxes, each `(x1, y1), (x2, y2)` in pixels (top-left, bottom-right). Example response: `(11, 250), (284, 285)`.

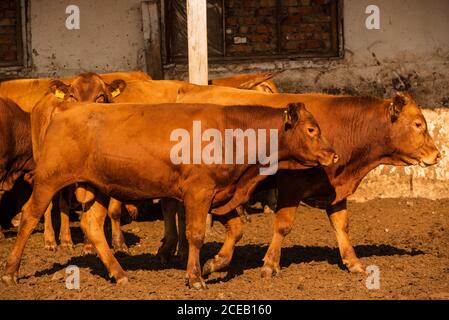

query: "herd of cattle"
(0, 70), (441, 290)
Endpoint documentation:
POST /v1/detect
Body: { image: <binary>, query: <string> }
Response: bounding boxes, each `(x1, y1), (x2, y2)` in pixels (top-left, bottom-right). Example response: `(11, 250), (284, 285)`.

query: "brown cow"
(0, 98), (34, 239)
(175, 85), (441, 277)
(0, 71), (151, 113)
(30, 72), (127, 251)
(210, 72), (282, 93)
(2, 101), (336, 289)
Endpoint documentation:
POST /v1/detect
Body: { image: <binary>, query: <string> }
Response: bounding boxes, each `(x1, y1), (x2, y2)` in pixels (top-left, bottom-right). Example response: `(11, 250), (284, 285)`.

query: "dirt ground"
(0, 198), (448, 300)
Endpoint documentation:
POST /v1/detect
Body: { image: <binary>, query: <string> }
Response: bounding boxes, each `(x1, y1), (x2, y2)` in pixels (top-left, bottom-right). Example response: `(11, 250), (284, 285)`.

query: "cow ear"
(49, 80), (70, 100)
(283, 102), (303, 131)
(389, 92), (408, 122)
(107, 79), (126, 98)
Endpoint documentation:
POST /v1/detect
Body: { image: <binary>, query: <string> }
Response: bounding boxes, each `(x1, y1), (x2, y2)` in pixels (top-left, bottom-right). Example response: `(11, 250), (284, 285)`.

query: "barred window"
(0, 0), (23, 67)
(165, 0), (341, 63)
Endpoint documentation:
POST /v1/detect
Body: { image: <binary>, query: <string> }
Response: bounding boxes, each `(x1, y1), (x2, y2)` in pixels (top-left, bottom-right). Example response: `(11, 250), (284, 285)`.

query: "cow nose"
(333, 154), (339, 164)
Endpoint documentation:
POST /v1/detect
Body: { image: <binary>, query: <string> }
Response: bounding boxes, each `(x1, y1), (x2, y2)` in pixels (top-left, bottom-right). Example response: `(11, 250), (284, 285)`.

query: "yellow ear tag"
(111, 88), (121, 98)
(54, 89), (65, 100)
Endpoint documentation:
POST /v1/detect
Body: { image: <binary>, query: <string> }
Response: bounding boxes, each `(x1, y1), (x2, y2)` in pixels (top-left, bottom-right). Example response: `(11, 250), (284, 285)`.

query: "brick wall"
(225, 0), (338, 57)
(0, 0), (21, 66)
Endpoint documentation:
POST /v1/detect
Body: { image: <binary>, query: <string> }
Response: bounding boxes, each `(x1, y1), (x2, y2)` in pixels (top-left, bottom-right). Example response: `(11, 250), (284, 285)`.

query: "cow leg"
(58, 192), (73, 250)
(108, 198), (128, 253)
(203, 211), (243, 276)
(177, 201), (188, 264)
(184, 188), (214, 290)
(82, 200), (107, 256)
(2, 186), (55, 285)
(82, 235), (95, 255)
(124, 203), (139, 220)
(158, 198), (179, 264)
(326, 201), (365, 273)
(205, 214), (215, 236)
(261, 206), (296, 278)
(80, 195), (128, 283)
(82, 212), (96, 255)
(43, 201), (56, 251)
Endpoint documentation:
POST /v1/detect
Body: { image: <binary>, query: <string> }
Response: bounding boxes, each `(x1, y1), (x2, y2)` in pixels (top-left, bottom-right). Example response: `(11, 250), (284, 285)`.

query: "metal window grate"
(165, 0), (341, 63)
(0, 0), (23, 67)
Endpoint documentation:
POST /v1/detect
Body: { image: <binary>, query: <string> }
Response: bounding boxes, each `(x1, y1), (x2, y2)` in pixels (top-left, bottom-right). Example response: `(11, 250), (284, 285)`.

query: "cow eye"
(307, 127), (316, 134)
(414, 121), (423, 129)
(68, 94), (77, 102)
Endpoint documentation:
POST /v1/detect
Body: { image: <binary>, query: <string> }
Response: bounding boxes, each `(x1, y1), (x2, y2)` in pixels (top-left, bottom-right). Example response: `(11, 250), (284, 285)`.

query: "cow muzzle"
(318, 150), (339, 167)
(419, 149), (442, 167)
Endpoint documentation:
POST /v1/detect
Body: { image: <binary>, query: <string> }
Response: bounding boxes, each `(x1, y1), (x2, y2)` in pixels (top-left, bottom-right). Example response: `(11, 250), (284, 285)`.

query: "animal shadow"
(29, 242), (425, 283)
(204, 242), (425, 284)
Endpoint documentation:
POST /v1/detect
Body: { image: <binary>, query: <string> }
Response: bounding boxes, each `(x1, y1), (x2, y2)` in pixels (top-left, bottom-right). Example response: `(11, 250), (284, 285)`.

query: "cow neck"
(222, 105), (291, 160)
(310, 99), (394, 202)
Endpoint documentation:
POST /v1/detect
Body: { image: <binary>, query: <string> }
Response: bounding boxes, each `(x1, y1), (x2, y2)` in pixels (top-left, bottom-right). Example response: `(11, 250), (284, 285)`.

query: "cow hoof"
(189, 277), (207, 290)
(1, 274), (18, 286)
(202, 259), (215, 276)
(59, 241), (74, 251)
(203, 255), (229, 276)
(44, 241), (57, 251)
(0, 232), (4, 241)
(263, 205), (274, 215)
(82, 244), (95, 255)
(347, 261), (367, 274)
(113, 241), (129, 254)
(116, 276), (129, 285)
(260, 264), (280, 279)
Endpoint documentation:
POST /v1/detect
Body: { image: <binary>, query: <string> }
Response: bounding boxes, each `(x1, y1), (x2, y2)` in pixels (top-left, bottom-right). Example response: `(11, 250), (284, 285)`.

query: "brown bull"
(0, 98), (34, 239)
(2, 102), (336, 289)
(175, 85), (441, 277)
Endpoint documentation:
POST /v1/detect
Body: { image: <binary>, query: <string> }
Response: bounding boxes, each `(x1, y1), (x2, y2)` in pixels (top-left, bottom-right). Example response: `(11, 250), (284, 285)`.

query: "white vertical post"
(187, 0), (208, 85)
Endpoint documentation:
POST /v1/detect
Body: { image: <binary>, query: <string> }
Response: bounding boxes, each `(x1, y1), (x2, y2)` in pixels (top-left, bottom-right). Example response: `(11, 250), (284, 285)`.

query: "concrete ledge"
(351, 108), (449, 201)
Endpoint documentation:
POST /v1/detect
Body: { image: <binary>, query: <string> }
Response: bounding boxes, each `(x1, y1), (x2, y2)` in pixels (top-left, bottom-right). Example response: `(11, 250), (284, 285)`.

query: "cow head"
(283, 102), (338, 167)
(387, 92), (441, 167)
(48, 72), (126, 103)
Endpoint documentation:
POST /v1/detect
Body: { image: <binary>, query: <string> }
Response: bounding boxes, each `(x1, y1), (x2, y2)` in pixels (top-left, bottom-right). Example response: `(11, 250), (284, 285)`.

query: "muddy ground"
(0, 198), (448, 300)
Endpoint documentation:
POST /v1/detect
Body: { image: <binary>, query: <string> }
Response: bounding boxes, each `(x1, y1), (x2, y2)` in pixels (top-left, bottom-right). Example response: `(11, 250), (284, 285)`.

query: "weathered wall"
(30, 0), (146, 76)
(27, 0), (449, 107)
(168, 0), (449, 107)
